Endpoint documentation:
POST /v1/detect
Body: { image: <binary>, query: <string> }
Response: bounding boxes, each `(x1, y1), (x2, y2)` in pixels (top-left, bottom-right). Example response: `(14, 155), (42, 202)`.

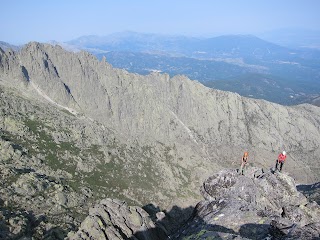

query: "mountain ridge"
(67, 32), (294, 58)
(4, 32), (320, 106)
(1, 42), (320, 185)
(64, 32), (320, 106)
(68, 32), (320, 102)
(0, 42), (320, 239)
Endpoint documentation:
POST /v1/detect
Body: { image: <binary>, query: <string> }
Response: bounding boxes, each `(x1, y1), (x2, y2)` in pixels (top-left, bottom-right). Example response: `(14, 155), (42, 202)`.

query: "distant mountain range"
(257, 28), (320, 49)
(67, 31), (320, 59)
(0, 41), (20, 51)
(65, 32), (320, 105)
(67, 32), (309, 59)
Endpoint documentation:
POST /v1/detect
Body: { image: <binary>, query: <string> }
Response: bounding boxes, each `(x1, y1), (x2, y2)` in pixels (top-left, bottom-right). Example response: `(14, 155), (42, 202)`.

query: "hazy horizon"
(1, 0), (320, 45)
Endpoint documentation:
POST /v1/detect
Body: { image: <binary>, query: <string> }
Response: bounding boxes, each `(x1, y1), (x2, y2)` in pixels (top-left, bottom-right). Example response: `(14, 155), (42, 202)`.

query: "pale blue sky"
(1, 0), (320, 44)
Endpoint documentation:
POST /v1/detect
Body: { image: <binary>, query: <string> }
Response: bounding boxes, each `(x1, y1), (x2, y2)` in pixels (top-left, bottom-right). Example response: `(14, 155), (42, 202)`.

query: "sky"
(1, 0), (320, 45)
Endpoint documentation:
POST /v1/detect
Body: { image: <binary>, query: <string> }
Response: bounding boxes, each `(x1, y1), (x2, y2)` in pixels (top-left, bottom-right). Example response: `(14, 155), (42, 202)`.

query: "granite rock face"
(67, 168), (320, 240)
(1, 43), (320, 185)
(171, 168), (320, 239)
(0, 84), (193, 238)
(69, 198), (167, 240)
(0, 43), (320, 239)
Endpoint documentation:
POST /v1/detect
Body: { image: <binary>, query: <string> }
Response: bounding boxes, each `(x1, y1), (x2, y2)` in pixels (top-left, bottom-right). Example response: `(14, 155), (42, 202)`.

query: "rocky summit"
(0, 43), (320, 239)
(172, 168), (320, 239)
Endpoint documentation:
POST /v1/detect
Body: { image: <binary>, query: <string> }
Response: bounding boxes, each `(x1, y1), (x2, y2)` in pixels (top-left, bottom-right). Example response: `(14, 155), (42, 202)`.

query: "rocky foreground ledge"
(68, 167), (320, 240)
(1, 167), (319, 239)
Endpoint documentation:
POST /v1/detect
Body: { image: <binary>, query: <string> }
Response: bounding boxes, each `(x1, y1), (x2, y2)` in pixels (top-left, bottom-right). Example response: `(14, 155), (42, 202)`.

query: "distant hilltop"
(0, 41), (20, 51)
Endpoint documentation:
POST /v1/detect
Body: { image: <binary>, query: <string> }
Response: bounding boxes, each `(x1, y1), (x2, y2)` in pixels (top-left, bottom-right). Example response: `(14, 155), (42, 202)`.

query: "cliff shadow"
(129, 203), (273, 240)
(297, 182), (320, 205)
(0, 198), (68, 240)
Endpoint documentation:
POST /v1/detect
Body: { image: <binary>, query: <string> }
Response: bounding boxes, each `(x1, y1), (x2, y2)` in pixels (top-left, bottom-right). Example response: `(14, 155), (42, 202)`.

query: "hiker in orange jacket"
(275, 151), (287, 172)
(240, 151), (248, 175)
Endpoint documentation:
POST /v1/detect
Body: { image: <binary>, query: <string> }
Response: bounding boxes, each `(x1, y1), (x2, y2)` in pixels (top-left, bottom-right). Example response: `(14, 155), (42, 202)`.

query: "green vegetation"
(23, 119), (81, 171)
(1, 98), (195, 211)
(182, 229), (214, 240)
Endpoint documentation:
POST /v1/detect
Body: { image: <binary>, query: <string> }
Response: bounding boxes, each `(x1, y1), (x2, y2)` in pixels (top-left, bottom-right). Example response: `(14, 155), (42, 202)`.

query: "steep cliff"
(0, 42), (319, 185)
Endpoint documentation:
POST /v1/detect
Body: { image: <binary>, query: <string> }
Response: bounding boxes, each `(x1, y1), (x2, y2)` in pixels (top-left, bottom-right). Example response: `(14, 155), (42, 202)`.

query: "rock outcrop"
(69, 198), (167, 240)
(63, 168), (320, 240)
(170, 168), (320, 239)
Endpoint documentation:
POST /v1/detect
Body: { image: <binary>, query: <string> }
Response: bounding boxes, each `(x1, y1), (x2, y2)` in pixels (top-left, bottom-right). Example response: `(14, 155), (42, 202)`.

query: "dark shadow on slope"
(129, 202), (275, 240)
(142, 204), (194, 235)
(0, 199), (40, 239)
(11, 143), (24, 152)
(0, 197), (68, 239)
(239, 223), (271, 240)
(297, 182), (320, 205)
(63, 83), (71, 94)
(13, 167), (35, 174)
(132, 204), (195, 240)
(130, 209), (295, 240)
(21, 66), (30, 82)
(43, 226), (68, 240)
(171, 221), (238, 240)
(170, 219), (274, 240)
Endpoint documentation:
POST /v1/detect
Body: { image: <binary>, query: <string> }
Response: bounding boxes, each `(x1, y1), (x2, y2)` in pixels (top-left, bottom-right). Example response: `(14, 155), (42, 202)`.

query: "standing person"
(240, 151), (249, 175)
(275, 151), (287, 172)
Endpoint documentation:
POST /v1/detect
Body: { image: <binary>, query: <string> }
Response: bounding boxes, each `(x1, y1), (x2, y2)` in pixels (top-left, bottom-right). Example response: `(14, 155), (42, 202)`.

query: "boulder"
(170, 167), (320, 239)
(69, 198), (167, 240)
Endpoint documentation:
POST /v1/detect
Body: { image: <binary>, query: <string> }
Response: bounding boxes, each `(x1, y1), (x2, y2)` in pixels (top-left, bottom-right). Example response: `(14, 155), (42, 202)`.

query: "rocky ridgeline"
(66, 168), (320, 239)
(0, 43), (320, 185)
(0, 43), (320, 239)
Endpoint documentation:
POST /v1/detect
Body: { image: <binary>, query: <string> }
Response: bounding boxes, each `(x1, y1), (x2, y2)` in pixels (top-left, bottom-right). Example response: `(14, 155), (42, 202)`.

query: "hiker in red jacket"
(275, 151), (287, 172)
